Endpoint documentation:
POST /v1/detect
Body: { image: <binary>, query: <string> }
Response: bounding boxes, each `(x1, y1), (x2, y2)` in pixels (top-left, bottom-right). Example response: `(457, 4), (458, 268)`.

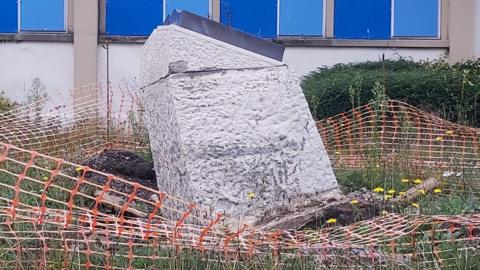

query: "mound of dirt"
(82, 150), (159, 217)
(86, 150), (157, 190)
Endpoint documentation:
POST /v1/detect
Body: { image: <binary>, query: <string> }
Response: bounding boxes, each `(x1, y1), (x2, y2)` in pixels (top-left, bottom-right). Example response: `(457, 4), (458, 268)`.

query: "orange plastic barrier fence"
(0, 94), (479, 268)
(0, 84), (148, 162)
(0, 142), (479, 269)
(317, 100), (480, 171)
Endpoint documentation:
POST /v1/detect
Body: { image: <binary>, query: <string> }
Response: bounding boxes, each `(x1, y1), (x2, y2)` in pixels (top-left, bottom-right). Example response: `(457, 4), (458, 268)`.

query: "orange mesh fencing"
(317, 100), (480, 172)
(0, 142), (479, 268)
(0, 96), (479, 268)
(0, 84), (148, 162)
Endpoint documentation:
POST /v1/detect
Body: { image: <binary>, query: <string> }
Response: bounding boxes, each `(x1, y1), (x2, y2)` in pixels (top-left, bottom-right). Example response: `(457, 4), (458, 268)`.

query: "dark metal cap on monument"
(163, 10), (285, 62)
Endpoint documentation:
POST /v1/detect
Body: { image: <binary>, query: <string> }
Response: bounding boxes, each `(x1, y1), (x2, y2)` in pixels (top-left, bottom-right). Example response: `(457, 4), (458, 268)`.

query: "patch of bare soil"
(86, 150), (157, 190)
(82, 150), (159, 217)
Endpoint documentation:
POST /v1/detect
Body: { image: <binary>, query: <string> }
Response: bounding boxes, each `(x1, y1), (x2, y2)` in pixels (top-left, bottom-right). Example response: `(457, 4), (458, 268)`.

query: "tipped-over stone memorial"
(140, 11), (339, 224)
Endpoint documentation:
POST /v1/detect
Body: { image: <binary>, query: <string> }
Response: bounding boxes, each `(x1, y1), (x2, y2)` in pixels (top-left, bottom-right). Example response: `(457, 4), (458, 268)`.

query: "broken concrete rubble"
(140, 15), (340, 225)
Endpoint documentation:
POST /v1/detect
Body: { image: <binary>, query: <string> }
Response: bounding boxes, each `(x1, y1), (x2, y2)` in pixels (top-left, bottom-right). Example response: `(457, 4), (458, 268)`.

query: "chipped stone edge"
(147, 24), (284, 67)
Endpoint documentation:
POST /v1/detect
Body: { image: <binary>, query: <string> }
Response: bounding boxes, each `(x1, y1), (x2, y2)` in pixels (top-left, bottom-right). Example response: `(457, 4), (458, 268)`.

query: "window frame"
(390, 0), (442, 39)
(101, 0), (212, 37)
(18, 0), (68, 33)
(97, 0), (450, 50)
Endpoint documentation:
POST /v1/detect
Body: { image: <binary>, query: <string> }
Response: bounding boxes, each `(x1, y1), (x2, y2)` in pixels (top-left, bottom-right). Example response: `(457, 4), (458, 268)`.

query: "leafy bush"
(0, 92), (15, 113)
(302, 58), (480, 127)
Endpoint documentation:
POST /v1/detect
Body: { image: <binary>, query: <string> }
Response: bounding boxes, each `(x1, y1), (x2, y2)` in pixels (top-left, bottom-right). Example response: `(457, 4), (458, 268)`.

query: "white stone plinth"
(140, 25), (339, 223)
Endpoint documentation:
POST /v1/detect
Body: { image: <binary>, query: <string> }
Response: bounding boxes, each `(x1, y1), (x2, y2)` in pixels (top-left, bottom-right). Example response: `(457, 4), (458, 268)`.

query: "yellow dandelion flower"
(384, 195), (393, 200)
(400, 179), (410, 183)
(43, 176), (49, 181)
(445, 130), (454, 135)
(326, 218), (337, 224)
(412, 203), (420, 208)
(414, 179), (423, 184)
(434, 188), (442, 194)
(387, 189), (396, 194)
(435, 136), (443, 142)
(75, 167), (83, 173)
(335, 151), (341, 155)
(376, 164), (380, 168)
(247, 192), (255, 200)
(399, 191), (406, 195)
(381, 210), (388, 216)
(418, 189), (426, 195)
(350, 199), (359, 205)
(373, 187), (385, 193)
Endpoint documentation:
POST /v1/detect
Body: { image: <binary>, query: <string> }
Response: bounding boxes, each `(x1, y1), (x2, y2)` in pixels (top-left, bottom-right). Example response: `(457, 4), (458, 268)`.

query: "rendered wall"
(97, 43), (143, 89)
(475, 0), (480, 58)
(0, 41), (446, 103)
(98, 44), (447, 88)
(449, 0), (477, 62)
(0, 42), (74, 102)
(140, 25), (339, 223)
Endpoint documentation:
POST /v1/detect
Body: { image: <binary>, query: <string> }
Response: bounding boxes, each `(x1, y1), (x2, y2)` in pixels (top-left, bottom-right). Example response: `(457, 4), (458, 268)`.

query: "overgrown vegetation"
(26, 77), (48, 104)
(303, 58), (480, 127)
(0, 70), (479, 268)
(0, 77), (48, 114)
(0, 91), (15, 113)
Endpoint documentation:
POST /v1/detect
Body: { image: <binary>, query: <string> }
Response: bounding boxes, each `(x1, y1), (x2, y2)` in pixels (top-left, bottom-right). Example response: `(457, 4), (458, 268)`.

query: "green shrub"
(0, 92), (15, 113)
(302, 58), (480, 127)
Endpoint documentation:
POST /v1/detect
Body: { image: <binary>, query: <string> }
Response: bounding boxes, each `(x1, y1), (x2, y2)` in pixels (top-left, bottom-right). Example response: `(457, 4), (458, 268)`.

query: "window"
(334, 0), (391, 39)
(220, 0), (277, 38)
(20, 0), (66, 31)
(279, 0), (324, 36)
(102, 0), (444, 40)
(166, 0), (210, 19)
(0, 0), (17, 33)
(106, 0), (211, 36)
(393, 0), (439, 37)
(106, 0), (163, 36)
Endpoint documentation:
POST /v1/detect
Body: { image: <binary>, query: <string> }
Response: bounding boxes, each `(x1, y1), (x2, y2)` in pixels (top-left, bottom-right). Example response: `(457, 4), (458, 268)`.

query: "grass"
(1, 146), (480, 269)
(0, 162), (477, 269)
(0, 107), (480, 268)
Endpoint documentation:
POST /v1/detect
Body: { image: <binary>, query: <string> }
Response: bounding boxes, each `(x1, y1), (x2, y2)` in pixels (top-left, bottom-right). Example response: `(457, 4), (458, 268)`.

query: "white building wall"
(0, 42), (448, 102)
(97, 45), (447, 88)
(0, 42), (74, 102)
(97, 43), (143, 90)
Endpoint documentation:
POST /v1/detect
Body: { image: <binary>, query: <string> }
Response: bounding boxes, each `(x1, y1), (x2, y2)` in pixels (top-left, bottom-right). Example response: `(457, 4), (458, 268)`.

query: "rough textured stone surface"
(140, 25), (339, 223)
(140, 25), (279, 87)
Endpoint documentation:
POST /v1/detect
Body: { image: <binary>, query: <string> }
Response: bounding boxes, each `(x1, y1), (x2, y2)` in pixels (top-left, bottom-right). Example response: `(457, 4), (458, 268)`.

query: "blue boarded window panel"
(21, 0), (65, 31)
(106, 0), (163, 36)
(393, 0), (439, 37)
(166, 0), (210, 18)
(334, 0), (391, 39)
(0, 0), (18, 33)
(220, 0), (277, 38)
(280, 0), (324, 36)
